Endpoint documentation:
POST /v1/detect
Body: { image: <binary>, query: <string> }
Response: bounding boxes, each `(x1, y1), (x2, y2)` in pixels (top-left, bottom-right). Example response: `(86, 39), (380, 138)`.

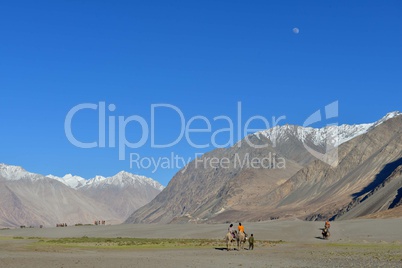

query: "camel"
(322, 228), (330, 240)
(225, 232), (236, 251)
(236, 231), (247, 250)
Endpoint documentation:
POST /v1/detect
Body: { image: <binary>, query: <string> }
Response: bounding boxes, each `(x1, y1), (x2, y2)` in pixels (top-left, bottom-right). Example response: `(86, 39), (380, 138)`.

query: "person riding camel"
(238, 222), (247, 237)
(322, 227), (330, 239)
(228, 224), (235, 238)
(322, 220), (331, 239)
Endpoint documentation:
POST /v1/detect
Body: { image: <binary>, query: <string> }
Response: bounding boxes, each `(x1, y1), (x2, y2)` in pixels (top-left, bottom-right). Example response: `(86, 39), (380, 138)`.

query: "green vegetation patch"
(33, 236), (282, 250)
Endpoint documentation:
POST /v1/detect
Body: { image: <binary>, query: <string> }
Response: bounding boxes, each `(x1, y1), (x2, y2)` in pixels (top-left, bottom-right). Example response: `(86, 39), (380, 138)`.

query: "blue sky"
(0, 0), (401, 186)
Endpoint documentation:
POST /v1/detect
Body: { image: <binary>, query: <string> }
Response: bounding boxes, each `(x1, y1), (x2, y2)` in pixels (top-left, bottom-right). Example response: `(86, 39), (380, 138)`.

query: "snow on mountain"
(0, 163), (45, 181)
(370, 111), (402, 128)
(3, 111), (400, 188)
(46, 171), (164, 191)
(46, 174), (86, 188)
(77, 171), (164, 219)
(256, 111), (401, 147)
(82, 175), (107, 187)
(0, 163), (164, 192)
(82, 171), (164, 191)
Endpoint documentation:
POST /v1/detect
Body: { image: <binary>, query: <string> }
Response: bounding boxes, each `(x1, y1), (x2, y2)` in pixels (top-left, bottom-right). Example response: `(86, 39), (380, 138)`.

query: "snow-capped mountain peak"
(45, 170), (163, 191)
(82, 175), (107, 187)
(0, 163), (44, 181)
(46, 174), (86, 188)
(0, 163), (27, 180)
(255, 111), (401, 147)
(0, 164), (164, 192)
(81, 171), (164, 191)
(370, 111), (401, 128)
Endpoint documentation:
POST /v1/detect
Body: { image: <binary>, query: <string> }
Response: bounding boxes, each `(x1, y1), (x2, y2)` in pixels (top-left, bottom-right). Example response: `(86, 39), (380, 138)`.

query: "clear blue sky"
(1, 0), (401, 186)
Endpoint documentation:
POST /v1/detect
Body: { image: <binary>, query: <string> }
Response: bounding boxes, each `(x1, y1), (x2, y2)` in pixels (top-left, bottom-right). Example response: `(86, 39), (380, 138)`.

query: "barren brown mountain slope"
(259, 116), (402, 221)
(334, 165), (402, 220)
(126, 115), (402, 224)
(360, 205), (402, 219)
(126, 139), (303, 224)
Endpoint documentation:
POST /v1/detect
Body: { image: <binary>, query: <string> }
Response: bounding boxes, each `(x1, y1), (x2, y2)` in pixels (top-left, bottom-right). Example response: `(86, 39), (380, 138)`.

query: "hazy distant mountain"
(0, 164), (120, 227)
(0, 165), (163, 227)
(47, 171), (164, 219)
(126, 111), (402, 224)
(80, 172), (164, 191)
(77, 171), (164, 219)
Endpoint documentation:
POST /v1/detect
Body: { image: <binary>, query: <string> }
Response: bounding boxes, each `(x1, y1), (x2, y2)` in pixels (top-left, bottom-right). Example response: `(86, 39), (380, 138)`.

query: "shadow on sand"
(317, 227), (330, 240)
(215, 247), (250, 251)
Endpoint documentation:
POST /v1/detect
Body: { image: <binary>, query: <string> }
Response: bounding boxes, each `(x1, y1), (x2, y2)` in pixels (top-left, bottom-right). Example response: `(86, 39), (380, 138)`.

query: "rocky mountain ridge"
(126, 111), (402, 224)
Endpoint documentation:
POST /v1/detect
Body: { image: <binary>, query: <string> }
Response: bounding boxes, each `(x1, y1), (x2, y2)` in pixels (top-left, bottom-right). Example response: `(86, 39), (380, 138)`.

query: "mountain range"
(0, 165), (163, 227)
(2, 111), (401, 227)
(126, 111), (402, 224)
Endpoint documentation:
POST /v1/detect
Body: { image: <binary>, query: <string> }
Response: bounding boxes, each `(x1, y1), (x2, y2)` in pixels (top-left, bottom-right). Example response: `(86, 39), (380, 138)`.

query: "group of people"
(228, 222), (254, 250)
(227, 220), (332, 250)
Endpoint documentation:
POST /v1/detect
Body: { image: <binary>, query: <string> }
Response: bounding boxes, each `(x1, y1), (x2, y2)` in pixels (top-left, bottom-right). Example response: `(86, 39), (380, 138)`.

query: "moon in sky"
(292, 27), (300, 34)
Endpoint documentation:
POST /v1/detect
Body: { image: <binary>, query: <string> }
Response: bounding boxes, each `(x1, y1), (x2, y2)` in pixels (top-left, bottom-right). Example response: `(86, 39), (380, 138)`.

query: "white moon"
(292, 27), (299, 34)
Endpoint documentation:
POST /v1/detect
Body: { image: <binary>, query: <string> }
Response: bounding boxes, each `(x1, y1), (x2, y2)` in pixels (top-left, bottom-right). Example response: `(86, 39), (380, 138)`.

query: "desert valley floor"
(1, 218), (402, 267)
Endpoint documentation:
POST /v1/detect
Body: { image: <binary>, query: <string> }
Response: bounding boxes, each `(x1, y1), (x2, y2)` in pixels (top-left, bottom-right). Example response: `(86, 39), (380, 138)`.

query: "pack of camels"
(225, 230), (247, 251)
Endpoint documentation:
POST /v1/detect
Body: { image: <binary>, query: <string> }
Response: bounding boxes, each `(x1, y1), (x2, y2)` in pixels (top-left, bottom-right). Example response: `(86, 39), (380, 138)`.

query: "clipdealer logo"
(302, 101), (339, 167)
(64, 102), (286, 159)
(64, 101), (339, 172)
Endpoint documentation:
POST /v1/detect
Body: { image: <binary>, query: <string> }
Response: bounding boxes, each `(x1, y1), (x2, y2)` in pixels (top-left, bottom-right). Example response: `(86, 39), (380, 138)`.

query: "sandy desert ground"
(1, 218), (402, 267)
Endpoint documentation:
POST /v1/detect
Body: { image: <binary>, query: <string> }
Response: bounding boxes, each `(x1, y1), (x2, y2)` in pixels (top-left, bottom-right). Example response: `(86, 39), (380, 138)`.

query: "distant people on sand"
(248, 234), (254, 250)
(325, 220), (330, 229)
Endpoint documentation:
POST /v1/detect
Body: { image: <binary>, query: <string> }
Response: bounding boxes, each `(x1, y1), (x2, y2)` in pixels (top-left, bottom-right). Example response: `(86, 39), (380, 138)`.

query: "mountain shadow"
(389, 187), (402, 209)
(352, 157), (402, 198)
